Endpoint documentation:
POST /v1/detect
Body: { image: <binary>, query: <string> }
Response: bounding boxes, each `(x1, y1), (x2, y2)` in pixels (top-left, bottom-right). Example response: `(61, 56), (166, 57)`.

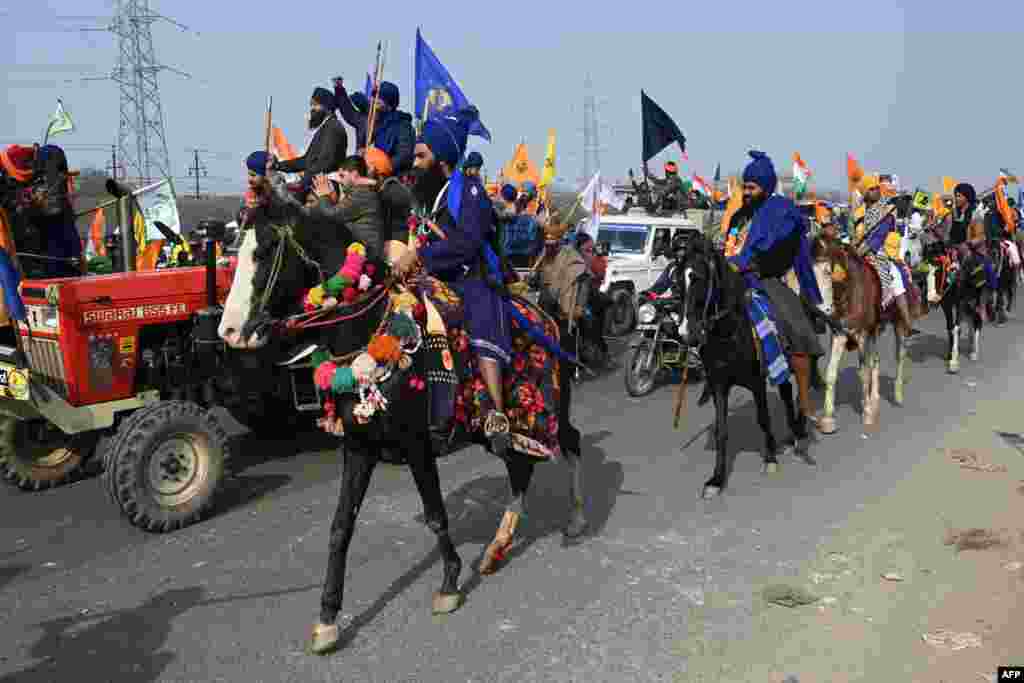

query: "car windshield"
(596, 223), (649, 254)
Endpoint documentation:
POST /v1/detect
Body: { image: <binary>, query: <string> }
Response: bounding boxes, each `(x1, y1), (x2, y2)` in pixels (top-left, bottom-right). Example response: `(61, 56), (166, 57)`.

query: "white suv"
(592, 208), (711, 336)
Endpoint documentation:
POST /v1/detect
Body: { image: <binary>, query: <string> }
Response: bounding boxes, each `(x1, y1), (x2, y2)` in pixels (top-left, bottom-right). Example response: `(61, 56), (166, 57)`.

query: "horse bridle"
(251, 222), (324, 315)
(679, 248), (725, 347)
(244, 221), (326, 341)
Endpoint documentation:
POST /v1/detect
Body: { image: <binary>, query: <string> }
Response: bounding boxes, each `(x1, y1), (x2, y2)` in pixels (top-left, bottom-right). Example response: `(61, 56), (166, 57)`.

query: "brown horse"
(813, 236), (925, 433)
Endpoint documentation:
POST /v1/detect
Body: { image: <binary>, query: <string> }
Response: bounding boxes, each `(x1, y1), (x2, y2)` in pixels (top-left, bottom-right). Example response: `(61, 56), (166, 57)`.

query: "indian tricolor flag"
(792, 152), (811, 197)
(691, 173), (711, 197)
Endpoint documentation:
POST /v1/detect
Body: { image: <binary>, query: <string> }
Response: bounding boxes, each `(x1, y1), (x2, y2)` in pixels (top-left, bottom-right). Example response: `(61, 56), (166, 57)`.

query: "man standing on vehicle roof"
(630, 161), (690, 214)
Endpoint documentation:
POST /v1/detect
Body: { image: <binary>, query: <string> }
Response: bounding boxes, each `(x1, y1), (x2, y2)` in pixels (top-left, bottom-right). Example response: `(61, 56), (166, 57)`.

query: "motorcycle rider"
(641, 230), (691, 299)
(573, 232), (611, 362)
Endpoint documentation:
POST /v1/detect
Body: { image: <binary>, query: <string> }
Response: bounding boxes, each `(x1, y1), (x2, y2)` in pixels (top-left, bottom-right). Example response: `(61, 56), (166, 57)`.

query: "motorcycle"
(624, 293), (702, 397)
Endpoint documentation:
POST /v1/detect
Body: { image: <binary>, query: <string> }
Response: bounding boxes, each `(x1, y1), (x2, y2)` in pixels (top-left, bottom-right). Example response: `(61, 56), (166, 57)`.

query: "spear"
(365, 41), (385, 149)
(264, 96), (273, 155)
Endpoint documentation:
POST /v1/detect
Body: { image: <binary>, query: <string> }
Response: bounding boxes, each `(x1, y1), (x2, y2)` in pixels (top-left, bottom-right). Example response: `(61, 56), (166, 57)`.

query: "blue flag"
(415, 28), (491, 141)
(364, 73), (373, 100)
(0, 248), (26, 322)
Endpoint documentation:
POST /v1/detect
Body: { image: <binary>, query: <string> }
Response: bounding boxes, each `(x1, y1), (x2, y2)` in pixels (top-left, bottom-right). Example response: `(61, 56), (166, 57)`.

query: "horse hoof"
(564, 515), (589, 540)
(309, 623), (340, 655)
(762, 462), (779, 475)
(947, 362), (960, 374)
(794, 443), (817, 466)
(816, 417), (837, 434)
(700, 485), (722, 500)
(969, 352), (979, 362)
(432, 591), (464, 615)
(893, 393), (904, 407)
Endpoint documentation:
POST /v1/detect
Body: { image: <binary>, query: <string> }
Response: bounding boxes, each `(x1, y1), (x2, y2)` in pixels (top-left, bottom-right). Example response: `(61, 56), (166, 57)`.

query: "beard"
(411, 162), (448, 210)
(742, 192), (766, 212)
(308, 109), (327, 129)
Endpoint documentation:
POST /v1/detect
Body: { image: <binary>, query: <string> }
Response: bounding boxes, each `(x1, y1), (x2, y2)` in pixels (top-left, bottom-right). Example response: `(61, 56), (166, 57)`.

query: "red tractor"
(0, 219), (311, 532)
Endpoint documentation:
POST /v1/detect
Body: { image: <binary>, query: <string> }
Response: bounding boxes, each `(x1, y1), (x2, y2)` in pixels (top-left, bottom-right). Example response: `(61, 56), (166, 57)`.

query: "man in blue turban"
(725, 151), (830, 418)
(394, 107), (515, 454)
(366, 81), (416, 176)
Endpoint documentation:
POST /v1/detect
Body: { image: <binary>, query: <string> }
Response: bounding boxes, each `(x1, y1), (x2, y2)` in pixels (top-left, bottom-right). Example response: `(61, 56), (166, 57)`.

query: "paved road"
(2, 311), (1023, 683)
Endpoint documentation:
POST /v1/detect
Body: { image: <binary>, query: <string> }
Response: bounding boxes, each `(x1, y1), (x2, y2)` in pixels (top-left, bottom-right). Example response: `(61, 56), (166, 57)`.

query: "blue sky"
(3, 1), (1022, 195)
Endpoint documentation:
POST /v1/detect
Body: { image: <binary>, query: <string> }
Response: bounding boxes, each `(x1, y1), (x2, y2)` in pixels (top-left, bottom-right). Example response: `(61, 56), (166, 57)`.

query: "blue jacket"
(371, 110), (416, 176)
(419, 175), (493, 281)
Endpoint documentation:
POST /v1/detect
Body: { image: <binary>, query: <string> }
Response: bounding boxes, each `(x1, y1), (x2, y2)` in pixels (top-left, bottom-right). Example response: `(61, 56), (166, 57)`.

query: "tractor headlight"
(26, 304), (59, 331)
(638, 303), (657, 324)
(42, 305), (58, 328)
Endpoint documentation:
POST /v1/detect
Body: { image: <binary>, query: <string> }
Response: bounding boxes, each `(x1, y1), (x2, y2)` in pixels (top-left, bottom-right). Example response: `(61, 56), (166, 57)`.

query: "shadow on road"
(453, 429), (625, 593)
(2, 584), (319, 683)
(211, 473), (293, 518)
(0, 564), (31, 593)
(329, 430), (627, 650)
(906, 332), (949, 364)
(229, 429), (338, 474)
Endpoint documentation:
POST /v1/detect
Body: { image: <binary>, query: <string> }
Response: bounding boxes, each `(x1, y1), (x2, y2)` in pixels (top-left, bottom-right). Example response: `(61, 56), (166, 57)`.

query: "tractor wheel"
(0, 416), (90, 491)
(100, 403), (168, 507)
(108, 401), (231, 533)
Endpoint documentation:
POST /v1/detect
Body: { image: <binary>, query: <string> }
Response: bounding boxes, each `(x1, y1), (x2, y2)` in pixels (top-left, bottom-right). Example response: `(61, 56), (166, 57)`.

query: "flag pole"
(365, 41), (384, 150)
(264, 96), (273, 155)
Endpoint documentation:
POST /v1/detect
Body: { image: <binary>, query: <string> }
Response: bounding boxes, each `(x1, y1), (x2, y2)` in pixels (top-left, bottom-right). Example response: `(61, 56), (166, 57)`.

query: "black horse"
(920, 230), (990, 373)
(676, 234), (814, 500)
(219, 214), (589, 655)
(991, 238), (1019, 325)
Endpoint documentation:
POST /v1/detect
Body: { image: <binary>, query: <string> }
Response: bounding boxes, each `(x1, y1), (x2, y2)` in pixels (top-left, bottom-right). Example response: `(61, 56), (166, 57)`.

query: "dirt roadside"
(674, 393), (1024, 682)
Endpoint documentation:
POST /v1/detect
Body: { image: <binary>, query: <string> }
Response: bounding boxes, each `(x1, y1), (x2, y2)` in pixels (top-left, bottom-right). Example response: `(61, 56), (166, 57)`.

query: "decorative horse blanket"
(314, 272), (563, 461)
(413, 275), (562, 461)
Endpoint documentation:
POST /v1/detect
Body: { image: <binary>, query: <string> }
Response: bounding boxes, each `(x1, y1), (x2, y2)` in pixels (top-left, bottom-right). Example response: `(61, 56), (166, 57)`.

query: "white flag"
(599, 182), (626, 211)
(578, 172), (602, 239)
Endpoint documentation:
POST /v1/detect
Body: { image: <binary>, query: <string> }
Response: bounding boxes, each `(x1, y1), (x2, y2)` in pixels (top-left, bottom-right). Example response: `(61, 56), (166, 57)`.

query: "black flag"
(641, 90), (686, 163)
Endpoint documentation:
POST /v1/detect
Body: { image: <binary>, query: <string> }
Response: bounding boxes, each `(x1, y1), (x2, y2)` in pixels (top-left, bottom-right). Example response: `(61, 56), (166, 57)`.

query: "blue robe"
(728, 195), (823, 305)
(419, 174), (512, 365)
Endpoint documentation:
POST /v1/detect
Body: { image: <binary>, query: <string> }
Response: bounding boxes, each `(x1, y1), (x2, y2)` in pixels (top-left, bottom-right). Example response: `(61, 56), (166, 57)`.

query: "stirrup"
(484, 411), (510, 438)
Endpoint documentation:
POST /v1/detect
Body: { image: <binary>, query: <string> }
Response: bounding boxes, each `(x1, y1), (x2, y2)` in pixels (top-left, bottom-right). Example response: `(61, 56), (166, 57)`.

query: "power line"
(77, 0), (194, 186)
(187, 148), (209, 199)
(107, 143), (125, 180)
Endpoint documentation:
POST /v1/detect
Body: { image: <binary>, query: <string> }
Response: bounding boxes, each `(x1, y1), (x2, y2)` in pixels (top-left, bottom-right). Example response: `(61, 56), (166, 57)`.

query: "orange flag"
(815, 202), (831, 225)
(136, 239), (164, 271)
(846, 154), (864, 194)
(942, 176), (957, 195)
(721, 176), (743, 236)
(932, 193), (949, 218)
(501, 143), (540, 187)
(271, 127), (298, 160)
(0, 207), (17, 259)
(995, 177), (1017, 234)
(90, 208), (107, 256)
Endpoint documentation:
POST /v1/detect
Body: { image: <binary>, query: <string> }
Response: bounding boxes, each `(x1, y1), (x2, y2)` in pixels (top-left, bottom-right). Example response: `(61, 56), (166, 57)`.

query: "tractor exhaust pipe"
(106, 179), (137, 273)
(194, 219), (226, 308)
